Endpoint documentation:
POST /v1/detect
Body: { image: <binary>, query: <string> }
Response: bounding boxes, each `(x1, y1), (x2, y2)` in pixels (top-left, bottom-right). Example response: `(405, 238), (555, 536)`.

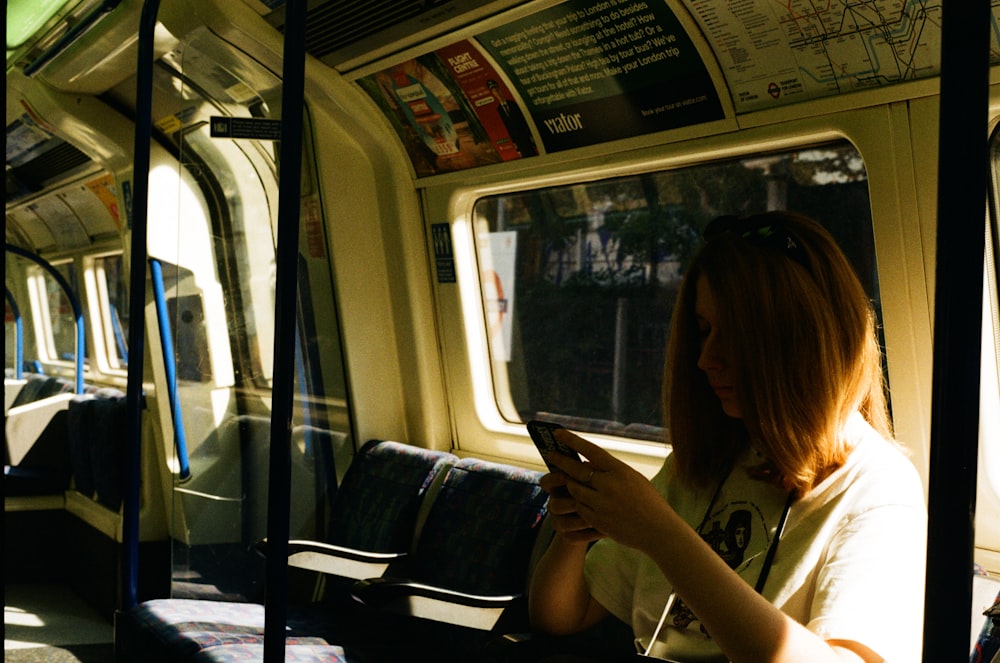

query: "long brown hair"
(664, 211), (891, 495)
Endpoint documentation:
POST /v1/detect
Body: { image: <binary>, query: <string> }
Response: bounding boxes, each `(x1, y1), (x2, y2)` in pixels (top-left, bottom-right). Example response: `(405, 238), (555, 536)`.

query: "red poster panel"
(358, 57), (499, 176)
(357, 40), (541, 176)
(435, 41), (538, 161)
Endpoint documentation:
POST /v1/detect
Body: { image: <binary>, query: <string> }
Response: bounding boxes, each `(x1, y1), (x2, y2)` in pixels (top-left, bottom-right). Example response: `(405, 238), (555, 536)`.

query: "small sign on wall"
(431, 223), (457, 283)
(210, 117), (282, 141)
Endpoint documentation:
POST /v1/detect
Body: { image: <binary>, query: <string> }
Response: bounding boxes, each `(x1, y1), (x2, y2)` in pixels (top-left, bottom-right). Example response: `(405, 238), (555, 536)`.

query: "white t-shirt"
(584, 413), (927, 662)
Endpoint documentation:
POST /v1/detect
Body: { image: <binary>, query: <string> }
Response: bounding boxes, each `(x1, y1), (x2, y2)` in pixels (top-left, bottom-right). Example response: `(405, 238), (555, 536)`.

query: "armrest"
(351, 577), (521, 630)
(255, 538), (407, 580)
(5, 393), (75, 465)
(5, 379), (27, 414)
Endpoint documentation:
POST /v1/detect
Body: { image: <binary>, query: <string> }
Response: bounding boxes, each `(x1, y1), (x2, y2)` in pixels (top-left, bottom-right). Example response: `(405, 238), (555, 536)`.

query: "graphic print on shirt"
(669, 499), (773, 636)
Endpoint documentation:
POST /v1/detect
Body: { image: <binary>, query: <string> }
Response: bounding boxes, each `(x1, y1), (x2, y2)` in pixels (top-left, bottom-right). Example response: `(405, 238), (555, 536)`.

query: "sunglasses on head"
(703, 214), (809, 268)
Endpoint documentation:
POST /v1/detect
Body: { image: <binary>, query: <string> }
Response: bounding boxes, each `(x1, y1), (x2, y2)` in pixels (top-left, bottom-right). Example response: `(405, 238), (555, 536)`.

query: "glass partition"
(149, 29), (353, 602)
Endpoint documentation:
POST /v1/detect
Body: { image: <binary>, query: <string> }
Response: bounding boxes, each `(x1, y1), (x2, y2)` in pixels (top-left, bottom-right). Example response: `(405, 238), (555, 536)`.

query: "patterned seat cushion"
(327, 440), (457, 553)
(409, 457), (547, 596)
(192, 644), (349, 662)
(121, 599), (330, 657)
(116, 445), (545, 661)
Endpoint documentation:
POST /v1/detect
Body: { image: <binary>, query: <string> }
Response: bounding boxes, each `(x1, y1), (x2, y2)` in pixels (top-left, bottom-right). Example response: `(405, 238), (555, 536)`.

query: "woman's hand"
(543, 430), (674, 554)
(542, 432), (884, 663)
(539, 469), (605, 543)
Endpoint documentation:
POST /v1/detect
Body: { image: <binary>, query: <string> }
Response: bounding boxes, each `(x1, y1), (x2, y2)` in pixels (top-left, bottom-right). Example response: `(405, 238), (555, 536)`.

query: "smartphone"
(527, 420), (581, 471)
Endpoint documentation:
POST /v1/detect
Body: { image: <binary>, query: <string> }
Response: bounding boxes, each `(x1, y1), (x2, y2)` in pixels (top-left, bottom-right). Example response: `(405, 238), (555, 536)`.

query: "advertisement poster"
(357, 43), (521, 176)
(435, 41), (539, 161)
(358, 0), (725, 172)
(477, 0), (723, 152)
(481, 231), (518, 362)
(85, 173), (122, 229)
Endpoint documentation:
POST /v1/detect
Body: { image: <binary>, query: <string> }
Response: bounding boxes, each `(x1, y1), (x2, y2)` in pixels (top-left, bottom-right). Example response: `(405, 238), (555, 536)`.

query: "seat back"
(89, 393), (127, 510)
(408, 457), (548, 596)
(67, 395), (97, 497)
(9, 374), (69, 408)
(326, 439), (457, 554)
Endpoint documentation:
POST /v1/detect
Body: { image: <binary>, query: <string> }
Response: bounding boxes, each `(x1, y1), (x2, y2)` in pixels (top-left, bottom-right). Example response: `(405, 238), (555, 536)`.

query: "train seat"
(270, 455), (550, 661)
(8, 374), (72, 408)
(113, 444), (552, 661)
(66, 395), (97, 497)
(5, 375), (75, 466)
(114, 597), (337, 663)
(4, 390), (75, 498)
(350, 456), (548, 631)
(86, 392), (128, 510)
(4, 377), (28, 413)
(64, 389), (128, 503)
(115, 439), (458, 662)
(5, 375), (123, 501)
(281, 438), (459, 582)
(190, 644), (351, 662)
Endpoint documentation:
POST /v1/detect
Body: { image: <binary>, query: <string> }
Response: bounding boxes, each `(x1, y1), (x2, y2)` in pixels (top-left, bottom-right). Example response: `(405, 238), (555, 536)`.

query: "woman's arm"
(528, 470), (610, 634)
(528, 534), (609, 633)
(630, 494), (875, 662)
(546, 431), (882, 663)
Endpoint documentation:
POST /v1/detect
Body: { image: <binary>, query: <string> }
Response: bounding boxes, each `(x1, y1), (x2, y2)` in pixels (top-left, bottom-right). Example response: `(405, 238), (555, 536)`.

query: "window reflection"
(474, 143), (880, 437)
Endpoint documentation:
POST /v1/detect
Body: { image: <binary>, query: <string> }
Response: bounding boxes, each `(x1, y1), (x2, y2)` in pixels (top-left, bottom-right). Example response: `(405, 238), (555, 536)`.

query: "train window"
(28, 260), (87, 366)
(473, 142), (880, 438)
(90, 253), (129, 370)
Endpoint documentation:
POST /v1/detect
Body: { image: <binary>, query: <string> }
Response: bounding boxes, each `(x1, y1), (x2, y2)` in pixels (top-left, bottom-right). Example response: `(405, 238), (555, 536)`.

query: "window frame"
(428, 107), (927, 476)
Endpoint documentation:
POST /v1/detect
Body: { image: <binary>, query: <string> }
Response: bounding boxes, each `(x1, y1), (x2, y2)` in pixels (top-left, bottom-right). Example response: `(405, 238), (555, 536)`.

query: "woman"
(528, 212), (926, 662)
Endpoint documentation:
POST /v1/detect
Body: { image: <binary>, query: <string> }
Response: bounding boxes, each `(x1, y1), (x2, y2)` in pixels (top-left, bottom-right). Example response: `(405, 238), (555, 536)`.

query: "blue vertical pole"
(149, 259), (191, 480)
(121, 0), (161, 610)
(6, 288), (24, 378)
(263, 0), (307, 660)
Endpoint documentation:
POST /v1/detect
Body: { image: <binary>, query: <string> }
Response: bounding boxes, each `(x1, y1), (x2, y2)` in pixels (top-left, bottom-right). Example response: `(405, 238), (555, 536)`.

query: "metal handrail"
(6, 288), (24, 379)
(263, 0), (308, 659)
(121, 0), (161, 611)
(922, 0), (991, 659)
(149, 259), (191, 480)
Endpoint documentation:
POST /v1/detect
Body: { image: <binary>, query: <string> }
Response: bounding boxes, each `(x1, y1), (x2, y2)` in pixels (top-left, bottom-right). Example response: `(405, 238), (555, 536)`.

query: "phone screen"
(527, 420), (580, 470)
